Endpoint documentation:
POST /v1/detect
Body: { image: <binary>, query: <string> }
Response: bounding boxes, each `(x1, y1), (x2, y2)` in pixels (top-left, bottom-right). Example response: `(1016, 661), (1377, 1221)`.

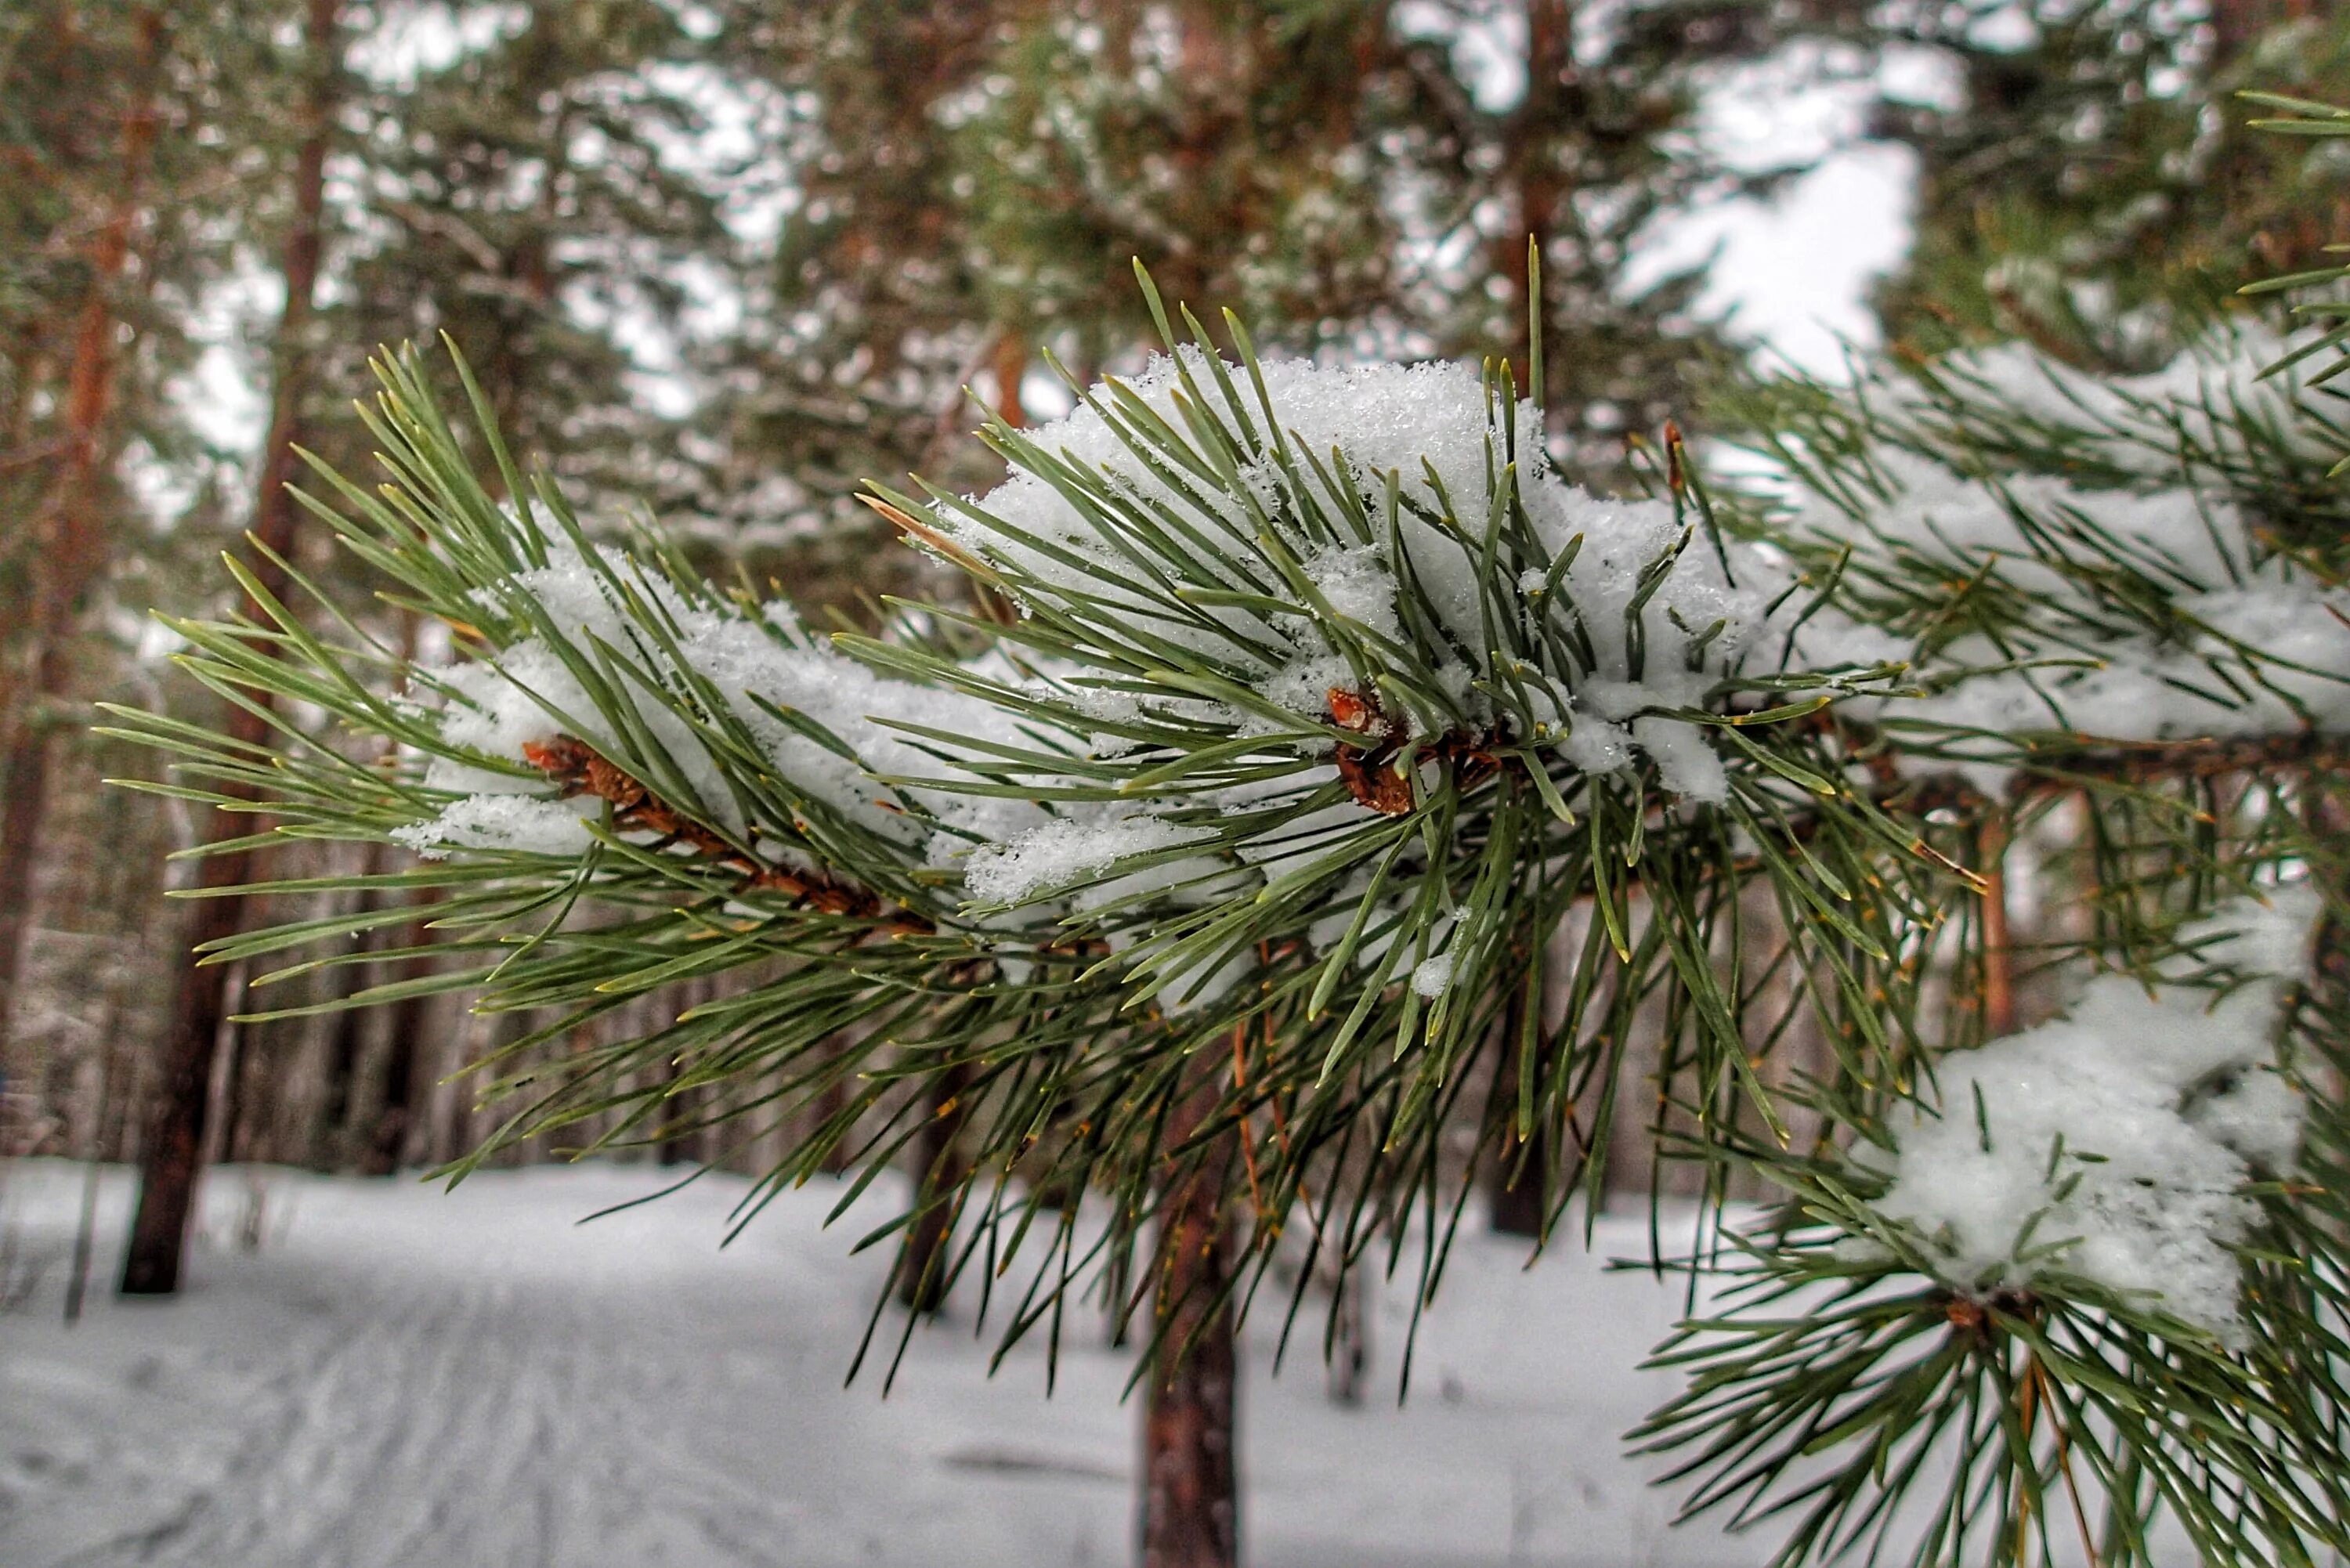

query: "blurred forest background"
(2, 0), (2342, 1201)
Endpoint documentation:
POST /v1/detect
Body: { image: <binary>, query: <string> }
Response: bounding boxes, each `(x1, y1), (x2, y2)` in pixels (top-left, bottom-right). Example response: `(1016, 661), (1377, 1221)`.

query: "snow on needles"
(949, 351), (1811, 806)
(384, 331), (2350, 1031)
(1774, 330), (2350, 789)
(393, 535), (1046, 867)
(1869, 887), (2323, 1340)
(964, 815), (1215, 905)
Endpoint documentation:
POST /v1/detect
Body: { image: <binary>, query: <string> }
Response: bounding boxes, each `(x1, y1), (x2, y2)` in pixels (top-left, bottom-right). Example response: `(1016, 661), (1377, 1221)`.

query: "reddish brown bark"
(989, 332), (1029, 429)
(122, 0), (340, 1295)
(0, 6), (164, 1064)
(1140, 1050), (1240, 1568)
(1978, 822), (2016, 1038)
(1498, 0), (1573, 383)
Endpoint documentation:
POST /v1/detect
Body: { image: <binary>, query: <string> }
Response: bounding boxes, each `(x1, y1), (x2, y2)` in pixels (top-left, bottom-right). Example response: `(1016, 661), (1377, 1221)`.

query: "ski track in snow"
(2, 1163), (1752, 1568)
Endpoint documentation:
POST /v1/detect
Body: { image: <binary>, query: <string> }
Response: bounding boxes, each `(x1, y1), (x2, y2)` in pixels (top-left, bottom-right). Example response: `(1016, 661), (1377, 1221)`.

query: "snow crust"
(390, 790), (602, 858)
(1870, 887), (2321, 1339)
(964, 814), (1212, 905)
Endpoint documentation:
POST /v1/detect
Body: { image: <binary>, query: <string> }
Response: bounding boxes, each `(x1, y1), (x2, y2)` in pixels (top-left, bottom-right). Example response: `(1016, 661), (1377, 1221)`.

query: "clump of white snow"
(1410, 950), (1456, 999)
(964, 815), (1213, 905)
(391, 792), (600, 858)
(396, 536), (1048, 876)
(1868, 886), (2323, 1340)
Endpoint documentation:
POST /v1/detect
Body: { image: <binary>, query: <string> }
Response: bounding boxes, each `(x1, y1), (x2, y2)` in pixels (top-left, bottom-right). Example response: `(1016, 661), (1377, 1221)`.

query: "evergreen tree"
(31, 8), (2350, 1566)
(705, 0), (1884, 608)
(0, 0), (269, 1122)
(123, 0), (345, 1295)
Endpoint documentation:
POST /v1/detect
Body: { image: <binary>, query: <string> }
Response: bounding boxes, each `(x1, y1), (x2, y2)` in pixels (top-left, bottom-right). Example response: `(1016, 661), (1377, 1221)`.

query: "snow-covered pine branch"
(1625, 319), (2350, 1568)
(1725, 326), (2350, 796)
(107, 276), (2350, 1568)
(384, 316), (1914, 1040)
(1639, 886), (2350, 1566)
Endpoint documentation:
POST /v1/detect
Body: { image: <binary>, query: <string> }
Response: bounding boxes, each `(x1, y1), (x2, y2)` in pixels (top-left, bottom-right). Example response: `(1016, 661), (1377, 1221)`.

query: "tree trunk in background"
(1498, 0), (1572, 382)
(0, 7), (164, 1066)
(897, 1058), (974, 1313)
(657, 1063), (696, 1167)
(1487, 976), (1549, 1237)
(359, 987), (428, 1175)
(317, 945), (371, 1167)
(1486, 1099), (1547, 1234)
(122, 0), (340, 1295)
(989, 332), (1029, 429)
(1140, 1052), (1240, 1568)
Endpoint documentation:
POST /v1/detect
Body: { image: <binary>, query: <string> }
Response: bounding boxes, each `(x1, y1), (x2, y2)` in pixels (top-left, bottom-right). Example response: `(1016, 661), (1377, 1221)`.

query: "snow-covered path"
(2, 1162), (1748, 1567)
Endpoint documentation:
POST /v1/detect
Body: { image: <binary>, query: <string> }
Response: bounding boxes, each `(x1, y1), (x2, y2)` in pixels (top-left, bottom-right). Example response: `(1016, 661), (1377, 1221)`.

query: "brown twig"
(2004, 732), (2350, 793)
(1978, 818), (2016, 1035)
(520, 734), (931, 930)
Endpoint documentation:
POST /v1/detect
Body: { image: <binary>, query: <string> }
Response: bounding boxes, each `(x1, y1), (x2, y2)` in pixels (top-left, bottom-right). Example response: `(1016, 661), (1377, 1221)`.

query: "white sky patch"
(1633, 144), (1919, 378)
(1394, 0), (1528, 112)
(1630, 41), (1955, 377)
(125, 267), (281, 526)
(156, 4), (1942, 531)
(639, 60), (794, 251)
(1384, 9), (1940, 381)
(345, 0), (527, 89)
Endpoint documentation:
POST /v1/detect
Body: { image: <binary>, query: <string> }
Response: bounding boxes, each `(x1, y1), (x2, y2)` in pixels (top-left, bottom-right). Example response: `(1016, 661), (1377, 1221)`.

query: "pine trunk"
(1487, 979), (1549, 1237)
(1499, 0), (1572, 380)
(897, 1059), (973, 1313)
(0, 6), (164, 1062)
(122, 0), (338, 1294)
(359, 988), (427, 1176)
(1487, 1125), (1549, 1236)
(1140, 1052), (1240, 1568)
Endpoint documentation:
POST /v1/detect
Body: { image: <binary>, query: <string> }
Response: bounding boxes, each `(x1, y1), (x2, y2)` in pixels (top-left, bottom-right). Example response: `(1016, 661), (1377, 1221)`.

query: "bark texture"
(1497, 0), (1573, 380)
(1140, 1051), (1240, 1568)
(0, 6), (164, 1062)
(122, 0), (339, 1295)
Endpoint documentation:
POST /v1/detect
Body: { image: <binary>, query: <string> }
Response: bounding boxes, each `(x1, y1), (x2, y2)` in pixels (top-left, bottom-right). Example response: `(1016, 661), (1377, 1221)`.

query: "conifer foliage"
(110, 221), (2350, 1560)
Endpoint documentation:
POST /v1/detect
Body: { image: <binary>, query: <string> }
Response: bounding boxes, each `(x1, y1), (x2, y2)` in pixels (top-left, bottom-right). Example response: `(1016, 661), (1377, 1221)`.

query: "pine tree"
(0, 2), (166, 1082)
(122, 0), (343, 1297)
(704, 0), (1883, 615)
(0, 0), (269, 1146)
(92, 12), (2350, 1560)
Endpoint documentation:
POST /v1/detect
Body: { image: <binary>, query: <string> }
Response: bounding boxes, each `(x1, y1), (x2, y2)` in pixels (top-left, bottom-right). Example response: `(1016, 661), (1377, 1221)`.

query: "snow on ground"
(1, 1162), (1750, 1568)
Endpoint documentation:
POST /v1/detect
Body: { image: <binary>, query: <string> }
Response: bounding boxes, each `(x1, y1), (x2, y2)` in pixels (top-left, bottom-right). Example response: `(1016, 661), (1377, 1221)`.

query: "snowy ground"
(2, 1162), (1757, 1568)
